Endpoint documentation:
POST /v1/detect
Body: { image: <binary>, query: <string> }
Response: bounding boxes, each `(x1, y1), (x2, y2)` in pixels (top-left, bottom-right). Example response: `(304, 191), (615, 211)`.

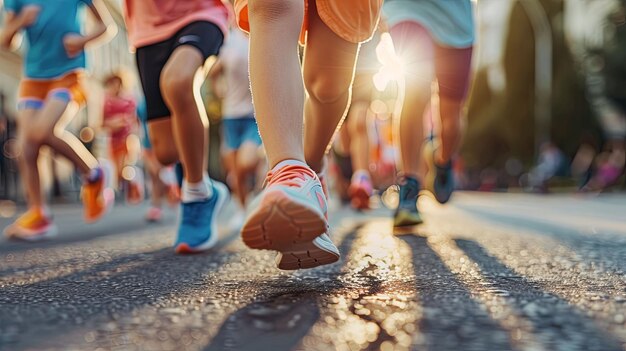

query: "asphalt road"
(1, 192), (626, 351)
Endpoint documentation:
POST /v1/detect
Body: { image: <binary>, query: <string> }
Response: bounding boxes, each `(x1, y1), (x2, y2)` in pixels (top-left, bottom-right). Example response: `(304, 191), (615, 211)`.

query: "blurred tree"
(462, 0), (600, 174)
(601, 1), (626, 112)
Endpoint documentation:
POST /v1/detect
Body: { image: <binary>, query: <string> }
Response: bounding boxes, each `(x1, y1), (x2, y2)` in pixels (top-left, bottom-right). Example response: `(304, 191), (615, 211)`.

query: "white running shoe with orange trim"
(241, 162), (340, 270)
(3, 207), (57, 241)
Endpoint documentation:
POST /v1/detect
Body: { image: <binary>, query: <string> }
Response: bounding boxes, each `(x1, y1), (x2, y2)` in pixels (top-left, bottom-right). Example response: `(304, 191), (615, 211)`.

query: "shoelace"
(265, 165), (315, 188)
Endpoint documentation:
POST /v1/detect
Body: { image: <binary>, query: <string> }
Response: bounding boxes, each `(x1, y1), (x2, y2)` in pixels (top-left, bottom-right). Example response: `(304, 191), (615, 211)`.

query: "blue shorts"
(222, 115), (262, 151)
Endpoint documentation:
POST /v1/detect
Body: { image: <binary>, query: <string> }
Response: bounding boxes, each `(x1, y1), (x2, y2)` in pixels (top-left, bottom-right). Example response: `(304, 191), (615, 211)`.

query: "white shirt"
(219, 29), (254, 118)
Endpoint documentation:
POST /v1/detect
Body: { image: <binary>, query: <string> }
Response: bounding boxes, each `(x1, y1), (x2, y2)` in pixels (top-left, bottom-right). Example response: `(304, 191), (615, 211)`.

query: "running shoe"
(127, 181), (144, 205)
(393, 175), (423, 228)
(82, 165), (114, 223)
(4, 207), (57, 241)
(145, 206), (163, 223)
(348, 171), (373, 210)
(425, 140), (455, 204)
(175, 181), (228, 254)
(241, 163), (340, 270)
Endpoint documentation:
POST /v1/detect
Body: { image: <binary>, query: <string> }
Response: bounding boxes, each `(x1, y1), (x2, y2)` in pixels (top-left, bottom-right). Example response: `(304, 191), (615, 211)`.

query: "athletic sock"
(181, 173), (213, 203)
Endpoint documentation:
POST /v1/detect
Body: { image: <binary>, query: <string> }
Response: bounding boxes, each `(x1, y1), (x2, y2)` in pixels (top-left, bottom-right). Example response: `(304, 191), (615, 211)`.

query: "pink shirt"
(124, 0), (229, 48)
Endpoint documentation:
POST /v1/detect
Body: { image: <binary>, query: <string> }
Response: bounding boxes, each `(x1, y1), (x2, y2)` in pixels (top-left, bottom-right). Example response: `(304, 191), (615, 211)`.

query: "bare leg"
(347, 101), (370, 173)
(303, 0), (359, 173)
(248, 0), (305, 168)
(389, 22), (435, 180)
(16, 109), (43, 208)
(38, 100), (96, 174)
(235, 141), (261, 206)
(143, 149), (165, 208)
(147, 118), (179, 166)
(160, 46), (208, 183)
(432, 45), (473, 165)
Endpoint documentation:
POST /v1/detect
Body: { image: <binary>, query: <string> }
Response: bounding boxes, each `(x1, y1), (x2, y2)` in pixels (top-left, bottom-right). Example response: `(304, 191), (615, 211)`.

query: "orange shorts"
(18, 72), (86, 109)
(234, 0), (382, 44)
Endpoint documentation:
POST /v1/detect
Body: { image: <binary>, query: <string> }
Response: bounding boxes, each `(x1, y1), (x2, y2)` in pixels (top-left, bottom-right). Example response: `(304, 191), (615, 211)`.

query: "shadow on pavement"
(456, 239), (623, 351)
(458, 206), (626, 274)
(0, 233), (238, 350)
(0, 216), (177, 254)
(203, 224), (365, 351)
(400, 235), (514, 351)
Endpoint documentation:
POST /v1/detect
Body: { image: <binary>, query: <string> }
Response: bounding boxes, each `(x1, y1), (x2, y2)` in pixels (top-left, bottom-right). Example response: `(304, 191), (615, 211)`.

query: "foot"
(393, 175), (423, 228)
(425, 140), (455, 204)
(175, 181), (228, 254)
(126, 181), (144, 205)
(348, 171), (373, 210)
(4, 207), (57, 241)
(145, 206), (163, 223)
(241, 162), (340, 270)
(82, 165), (114, 223)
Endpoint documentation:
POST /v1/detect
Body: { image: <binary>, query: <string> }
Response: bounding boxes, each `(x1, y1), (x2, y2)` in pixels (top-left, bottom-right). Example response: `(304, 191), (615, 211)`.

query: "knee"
(305, 72), (352, 106)
(248, 0), (303, 24)
(160, 67), (195, 103)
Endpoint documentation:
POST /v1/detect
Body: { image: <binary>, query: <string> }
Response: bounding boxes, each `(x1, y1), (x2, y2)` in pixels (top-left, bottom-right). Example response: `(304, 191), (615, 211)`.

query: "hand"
(19, 5), (40, 27)
(63, 33), (86, 58)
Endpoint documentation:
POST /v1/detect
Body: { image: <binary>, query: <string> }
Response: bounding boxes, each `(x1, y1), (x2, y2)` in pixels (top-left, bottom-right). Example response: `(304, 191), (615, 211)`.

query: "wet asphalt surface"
(1, 192), (626, 351)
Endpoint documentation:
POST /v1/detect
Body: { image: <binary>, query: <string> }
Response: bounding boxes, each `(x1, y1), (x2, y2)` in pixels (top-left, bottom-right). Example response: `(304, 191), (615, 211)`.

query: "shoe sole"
(349, 186), (371, 210)
(241, 189), (328, 252)
(4, 223), (58, 242)
(175, 182), (229, 254)
(393, 211), (423, 229)
(275, 239), (340, 270)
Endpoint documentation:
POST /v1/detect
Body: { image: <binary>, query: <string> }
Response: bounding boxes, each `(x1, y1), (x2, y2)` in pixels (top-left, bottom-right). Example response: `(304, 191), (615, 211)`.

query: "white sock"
(182, 173), (213, 203)
(271, 159), (308, 173)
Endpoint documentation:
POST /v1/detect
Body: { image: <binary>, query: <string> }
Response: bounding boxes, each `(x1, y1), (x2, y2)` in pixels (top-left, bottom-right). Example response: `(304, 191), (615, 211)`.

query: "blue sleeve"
(79, 0), (93, 7)
(3, 0), (21, 13)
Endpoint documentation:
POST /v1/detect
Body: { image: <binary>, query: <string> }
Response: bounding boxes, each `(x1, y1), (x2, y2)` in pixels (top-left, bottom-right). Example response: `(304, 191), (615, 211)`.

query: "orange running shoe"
(241, 161), (340, 270)
(82, 166), (114, 223)
(348, 171), (373, 210)
(126, 181), (144, 205)
(3, 207), (57, 241)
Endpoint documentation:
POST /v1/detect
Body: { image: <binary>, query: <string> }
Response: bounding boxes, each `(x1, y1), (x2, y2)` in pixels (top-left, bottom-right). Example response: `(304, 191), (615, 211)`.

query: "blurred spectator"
(102, 73), (143, 204)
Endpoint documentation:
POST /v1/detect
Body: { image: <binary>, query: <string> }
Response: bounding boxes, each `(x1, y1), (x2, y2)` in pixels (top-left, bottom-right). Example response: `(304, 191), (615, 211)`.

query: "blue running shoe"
(393, 175), (423, 228)
(175, 181), (228, 254)
(424, 140), (455, 204)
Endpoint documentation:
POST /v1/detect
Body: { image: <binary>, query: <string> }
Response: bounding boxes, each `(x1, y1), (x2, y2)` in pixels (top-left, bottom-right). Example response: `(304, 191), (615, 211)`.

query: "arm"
(64, 0), (117, 57)
(0, 6), (40, 49)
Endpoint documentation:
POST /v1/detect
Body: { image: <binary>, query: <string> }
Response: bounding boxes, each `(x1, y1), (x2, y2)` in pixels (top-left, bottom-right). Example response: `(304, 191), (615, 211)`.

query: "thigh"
(434, 45), (473, 100)
(389, 21), (435, 87)
(302, 0), (359, 95)
(172, 21), (224, 63)
(136, 41), (172, 120)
